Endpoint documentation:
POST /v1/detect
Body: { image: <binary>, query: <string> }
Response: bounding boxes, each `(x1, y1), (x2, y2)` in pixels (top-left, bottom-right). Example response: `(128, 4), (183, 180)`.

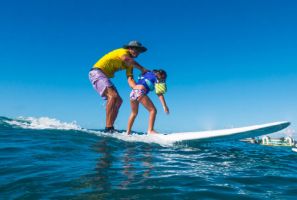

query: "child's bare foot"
(147, 130), (158, 134)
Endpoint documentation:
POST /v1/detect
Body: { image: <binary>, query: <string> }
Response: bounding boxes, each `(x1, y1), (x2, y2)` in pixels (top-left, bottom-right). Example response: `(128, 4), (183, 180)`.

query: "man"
(89, 41), (148, 132)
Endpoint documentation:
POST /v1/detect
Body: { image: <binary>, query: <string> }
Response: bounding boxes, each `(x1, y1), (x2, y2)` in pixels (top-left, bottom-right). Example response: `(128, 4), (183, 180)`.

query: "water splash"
(87, 129), (174, 147)
(4, 116), (82, 130)
(2, 116), (173, 146)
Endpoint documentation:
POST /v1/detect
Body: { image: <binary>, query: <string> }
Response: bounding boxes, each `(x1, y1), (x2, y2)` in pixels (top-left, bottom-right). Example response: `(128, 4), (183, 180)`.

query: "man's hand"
(141, 68), (149, 74)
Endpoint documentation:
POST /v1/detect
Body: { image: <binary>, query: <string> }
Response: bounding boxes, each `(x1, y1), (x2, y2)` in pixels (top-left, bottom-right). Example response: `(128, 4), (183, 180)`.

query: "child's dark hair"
(153, 69), (167, 80)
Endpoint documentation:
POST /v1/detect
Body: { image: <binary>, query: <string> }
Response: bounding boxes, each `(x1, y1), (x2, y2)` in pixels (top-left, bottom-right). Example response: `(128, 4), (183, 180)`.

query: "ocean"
(1, 116), (297, 200)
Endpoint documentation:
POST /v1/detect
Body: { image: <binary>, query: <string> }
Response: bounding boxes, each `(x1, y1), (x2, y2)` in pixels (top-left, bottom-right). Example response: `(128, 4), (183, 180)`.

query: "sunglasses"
(131, 47), (142, 53)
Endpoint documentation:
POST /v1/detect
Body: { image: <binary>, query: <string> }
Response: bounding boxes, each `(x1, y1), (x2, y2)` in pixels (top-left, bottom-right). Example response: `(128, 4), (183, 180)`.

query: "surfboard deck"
(153, 121), (290, 144)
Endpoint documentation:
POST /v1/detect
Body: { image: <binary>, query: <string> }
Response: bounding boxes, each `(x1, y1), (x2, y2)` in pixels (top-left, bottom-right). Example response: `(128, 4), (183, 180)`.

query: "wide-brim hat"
(123, 40), (147, 52)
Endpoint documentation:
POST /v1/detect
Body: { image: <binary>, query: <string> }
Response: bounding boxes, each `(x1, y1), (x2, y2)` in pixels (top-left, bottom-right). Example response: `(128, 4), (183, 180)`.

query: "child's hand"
(163, 106), (169, 114)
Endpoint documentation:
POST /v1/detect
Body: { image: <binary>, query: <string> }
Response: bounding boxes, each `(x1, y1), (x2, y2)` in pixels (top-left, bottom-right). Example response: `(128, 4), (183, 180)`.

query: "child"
(127, 69), (169, 134)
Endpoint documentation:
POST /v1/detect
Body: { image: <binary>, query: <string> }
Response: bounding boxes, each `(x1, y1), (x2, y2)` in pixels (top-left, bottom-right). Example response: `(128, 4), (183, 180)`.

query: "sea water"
(1, 116), (297, 199)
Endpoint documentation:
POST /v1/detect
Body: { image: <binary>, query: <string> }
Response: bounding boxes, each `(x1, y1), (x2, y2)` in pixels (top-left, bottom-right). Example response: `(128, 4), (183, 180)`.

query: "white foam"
(113, 132), (174, 146)
(4, 116), (173, 146)
(87, 130), (174, 147)
(5, 116), (82, 130)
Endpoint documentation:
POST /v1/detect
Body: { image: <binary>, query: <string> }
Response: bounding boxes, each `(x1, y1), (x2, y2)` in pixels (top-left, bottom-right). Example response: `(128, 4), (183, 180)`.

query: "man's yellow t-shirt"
(93, 48), (133, 78)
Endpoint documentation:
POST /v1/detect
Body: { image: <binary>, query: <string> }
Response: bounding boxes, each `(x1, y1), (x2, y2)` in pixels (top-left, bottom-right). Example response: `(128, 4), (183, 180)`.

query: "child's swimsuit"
(130, 89), (146, 101)
(130, 72), (158, 101)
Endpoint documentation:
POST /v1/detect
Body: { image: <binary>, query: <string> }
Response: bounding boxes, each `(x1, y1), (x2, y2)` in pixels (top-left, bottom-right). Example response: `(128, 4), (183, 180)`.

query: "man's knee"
(106, 88), (120, 100)
(111, 95), (122, 107)
(117, 97), (123, 106)
(107, 94), (122, 111)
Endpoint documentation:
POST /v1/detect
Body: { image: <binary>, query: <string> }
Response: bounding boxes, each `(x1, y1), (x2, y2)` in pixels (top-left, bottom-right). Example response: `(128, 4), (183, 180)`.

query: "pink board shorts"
(89, 68), (113, 100)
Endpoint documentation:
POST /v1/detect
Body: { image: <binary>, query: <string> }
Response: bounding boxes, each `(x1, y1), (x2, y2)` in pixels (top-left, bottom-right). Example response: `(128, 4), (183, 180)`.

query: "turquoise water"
(1, 116), (297, 199)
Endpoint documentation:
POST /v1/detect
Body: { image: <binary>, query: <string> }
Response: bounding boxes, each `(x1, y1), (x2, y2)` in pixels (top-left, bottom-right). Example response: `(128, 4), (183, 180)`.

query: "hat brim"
(123, 45), (147, 53)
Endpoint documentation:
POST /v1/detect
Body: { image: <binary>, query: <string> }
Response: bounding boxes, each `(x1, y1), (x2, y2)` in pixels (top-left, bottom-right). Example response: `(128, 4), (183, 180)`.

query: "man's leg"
(104, 87), (122, 129)
(89, 69), (120, 131)
(111, 93), (123, 127)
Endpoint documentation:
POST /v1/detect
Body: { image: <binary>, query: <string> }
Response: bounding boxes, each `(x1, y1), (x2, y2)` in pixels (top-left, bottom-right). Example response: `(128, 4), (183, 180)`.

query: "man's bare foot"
(147, 130), (158, 134)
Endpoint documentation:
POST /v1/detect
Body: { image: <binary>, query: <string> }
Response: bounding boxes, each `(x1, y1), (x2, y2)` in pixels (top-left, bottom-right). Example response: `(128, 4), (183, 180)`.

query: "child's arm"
(158, 94), (169, 114)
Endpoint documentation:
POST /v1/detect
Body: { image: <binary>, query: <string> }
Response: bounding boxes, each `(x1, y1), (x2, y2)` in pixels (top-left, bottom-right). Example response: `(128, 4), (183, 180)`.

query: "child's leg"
(139, 96), (157, 134)
(127, 100), (139, 134)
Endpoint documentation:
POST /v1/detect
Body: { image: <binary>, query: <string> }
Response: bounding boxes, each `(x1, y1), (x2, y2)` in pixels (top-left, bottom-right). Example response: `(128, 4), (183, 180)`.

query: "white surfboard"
(154, 121), (290, 144)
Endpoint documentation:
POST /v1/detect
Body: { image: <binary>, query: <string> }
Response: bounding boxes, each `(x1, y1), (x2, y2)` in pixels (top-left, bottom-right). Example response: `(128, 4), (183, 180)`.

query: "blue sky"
(0, 0), (296, 134)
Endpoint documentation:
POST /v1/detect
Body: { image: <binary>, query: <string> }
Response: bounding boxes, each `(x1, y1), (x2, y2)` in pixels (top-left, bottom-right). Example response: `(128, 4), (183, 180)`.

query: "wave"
(0, 116), (174, 147)
(1, 116), (82, 130)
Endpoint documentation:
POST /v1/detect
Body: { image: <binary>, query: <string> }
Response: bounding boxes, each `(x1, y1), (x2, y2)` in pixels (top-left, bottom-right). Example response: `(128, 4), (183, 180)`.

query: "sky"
(0, 0), (296, 134)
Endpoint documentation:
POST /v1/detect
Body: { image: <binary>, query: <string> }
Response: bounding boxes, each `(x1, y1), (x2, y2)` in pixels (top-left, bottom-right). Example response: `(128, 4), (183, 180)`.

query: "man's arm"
(127, 76), (136, 89)
(122, 55), (148, 73)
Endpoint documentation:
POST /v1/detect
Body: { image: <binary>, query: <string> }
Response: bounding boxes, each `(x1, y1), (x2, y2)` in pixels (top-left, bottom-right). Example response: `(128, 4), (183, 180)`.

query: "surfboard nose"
(281, 121), (291, 129)
(274, 121), (291, 131)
